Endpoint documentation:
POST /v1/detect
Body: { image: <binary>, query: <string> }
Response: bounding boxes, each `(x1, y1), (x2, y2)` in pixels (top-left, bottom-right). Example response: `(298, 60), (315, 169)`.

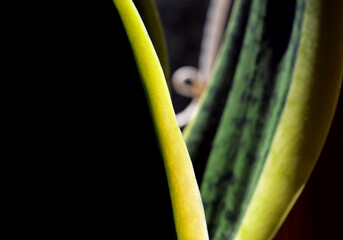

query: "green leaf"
(185, 0), (343, 239)
(133, 0), (170, 82)
(113, 1), (208, 239)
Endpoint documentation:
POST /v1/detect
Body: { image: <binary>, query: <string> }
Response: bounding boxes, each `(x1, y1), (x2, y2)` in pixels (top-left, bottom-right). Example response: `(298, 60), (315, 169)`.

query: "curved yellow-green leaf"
(234, 0), (343, 240)
(133, 0), (170, 82)
(113, 1), (209, 239)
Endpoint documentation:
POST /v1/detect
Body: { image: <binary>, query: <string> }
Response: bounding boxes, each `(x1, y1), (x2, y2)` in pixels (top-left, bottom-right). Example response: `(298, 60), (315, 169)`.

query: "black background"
(22, 1), (177, 238)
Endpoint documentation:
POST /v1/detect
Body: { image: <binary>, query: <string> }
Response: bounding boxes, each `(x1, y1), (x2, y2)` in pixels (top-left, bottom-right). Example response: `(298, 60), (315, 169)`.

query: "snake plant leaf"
(133, 0), (170, 82)
(113, 1), (208, 239)
(183, 0), (253, 185)
(184, 0), (343, 239)
(105, 2), (176, 238)
(235, 0), (343, 239)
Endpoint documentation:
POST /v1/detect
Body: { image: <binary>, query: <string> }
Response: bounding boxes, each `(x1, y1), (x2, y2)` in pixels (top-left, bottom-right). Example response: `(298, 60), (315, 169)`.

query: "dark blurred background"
(155, 0), (210, 113)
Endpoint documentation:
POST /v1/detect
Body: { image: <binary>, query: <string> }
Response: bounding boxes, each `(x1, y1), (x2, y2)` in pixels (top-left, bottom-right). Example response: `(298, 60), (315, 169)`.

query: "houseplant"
(112, 0), (342, 239)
